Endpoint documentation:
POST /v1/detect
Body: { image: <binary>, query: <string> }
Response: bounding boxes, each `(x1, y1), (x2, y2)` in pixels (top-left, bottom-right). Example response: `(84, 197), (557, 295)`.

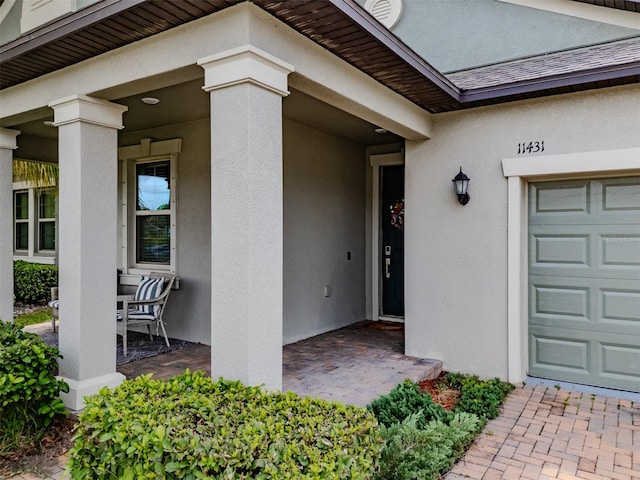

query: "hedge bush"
(0, 320), (68, 453)
(367, 380), (452, 429)
(445, 373), (515, 420)
(368, 374), (514, 480)
(14, 260), (58, 304)
(374, 412), (482, 480)
(67, 371), (382, 479)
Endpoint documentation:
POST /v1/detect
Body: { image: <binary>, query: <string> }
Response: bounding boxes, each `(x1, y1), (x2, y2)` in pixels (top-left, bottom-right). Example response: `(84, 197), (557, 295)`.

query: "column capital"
(48, 95), (128, 129)
(198, 45), (294, 97)
(0, 128), (20, 150)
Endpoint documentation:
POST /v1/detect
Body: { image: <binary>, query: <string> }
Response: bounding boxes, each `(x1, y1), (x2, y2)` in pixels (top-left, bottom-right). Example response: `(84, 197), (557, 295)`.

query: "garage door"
(529, 176), (640, 392)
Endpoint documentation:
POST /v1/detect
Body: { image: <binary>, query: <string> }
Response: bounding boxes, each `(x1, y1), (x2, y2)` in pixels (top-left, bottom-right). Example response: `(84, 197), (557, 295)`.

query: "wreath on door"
(389, 199), (404, 231)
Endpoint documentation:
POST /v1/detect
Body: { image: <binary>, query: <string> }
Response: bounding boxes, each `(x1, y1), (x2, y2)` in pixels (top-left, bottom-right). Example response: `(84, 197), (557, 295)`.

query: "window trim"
(13, 189), (30, 252)
(12, 181), (57, 262)
(37, 188), (56, 252)
(118, 138), (182, 284)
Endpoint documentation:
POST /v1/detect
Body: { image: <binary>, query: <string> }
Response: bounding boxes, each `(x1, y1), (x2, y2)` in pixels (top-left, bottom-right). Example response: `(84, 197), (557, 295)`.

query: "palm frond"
(12, 160), (58, 187)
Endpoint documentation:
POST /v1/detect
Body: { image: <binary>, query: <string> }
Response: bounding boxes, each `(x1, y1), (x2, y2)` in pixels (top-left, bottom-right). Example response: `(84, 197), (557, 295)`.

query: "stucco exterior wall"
(283, 119), (367, 344)
(405, 84), (640, 380)
(116, 117), (367, 347)
(118, 120), (212, 345)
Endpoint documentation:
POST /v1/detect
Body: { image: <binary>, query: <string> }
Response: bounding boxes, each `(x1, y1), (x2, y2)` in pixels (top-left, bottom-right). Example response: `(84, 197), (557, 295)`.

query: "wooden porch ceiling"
(1, 0), (639, 115)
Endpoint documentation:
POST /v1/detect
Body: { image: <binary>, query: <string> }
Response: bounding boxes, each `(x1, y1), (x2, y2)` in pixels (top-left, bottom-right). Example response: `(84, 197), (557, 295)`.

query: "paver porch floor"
(117, 320), (442, 406)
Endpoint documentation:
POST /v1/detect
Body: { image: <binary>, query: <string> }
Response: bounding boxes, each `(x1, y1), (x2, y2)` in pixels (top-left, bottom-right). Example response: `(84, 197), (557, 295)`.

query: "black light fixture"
(452, 167), (470, 205)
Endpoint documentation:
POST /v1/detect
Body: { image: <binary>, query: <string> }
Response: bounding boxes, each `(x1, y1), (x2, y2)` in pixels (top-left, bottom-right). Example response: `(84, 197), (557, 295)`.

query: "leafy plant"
(446, 374), (514, 420)
(13, 260), (58, 304)
(368, 380), (452, 429)
(0, 320), (68, 453)
(67, 371), (381, 479)
(374, 412), (481, 480)
(369, 373), (514, 480)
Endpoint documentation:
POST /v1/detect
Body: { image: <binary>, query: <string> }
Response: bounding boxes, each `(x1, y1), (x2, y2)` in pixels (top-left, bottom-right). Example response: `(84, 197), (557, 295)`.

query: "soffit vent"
(364, 0), (403, 29)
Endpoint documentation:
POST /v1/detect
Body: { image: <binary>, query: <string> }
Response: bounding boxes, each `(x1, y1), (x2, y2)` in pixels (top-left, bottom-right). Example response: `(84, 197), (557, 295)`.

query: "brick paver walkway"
(445, 384), (640, 480)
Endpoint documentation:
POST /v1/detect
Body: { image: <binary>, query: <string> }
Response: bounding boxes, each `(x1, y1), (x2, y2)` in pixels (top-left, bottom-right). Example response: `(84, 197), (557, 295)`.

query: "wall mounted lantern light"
(452, 167), (470, 205)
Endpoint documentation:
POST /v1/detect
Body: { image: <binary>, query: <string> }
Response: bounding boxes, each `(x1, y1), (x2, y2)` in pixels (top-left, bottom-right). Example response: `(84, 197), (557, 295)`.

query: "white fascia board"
(1, 3), (432, 141)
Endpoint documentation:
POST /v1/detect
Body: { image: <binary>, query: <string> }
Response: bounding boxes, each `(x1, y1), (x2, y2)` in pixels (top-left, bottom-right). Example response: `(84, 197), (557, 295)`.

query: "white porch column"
(49, 95), (128, 410)
(199, 47), (293, 391)
(0, 129), (20, 323)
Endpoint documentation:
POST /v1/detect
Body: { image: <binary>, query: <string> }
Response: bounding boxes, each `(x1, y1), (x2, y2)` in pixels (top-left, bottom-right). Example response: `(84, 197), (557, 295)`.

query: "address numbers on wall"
(517, 141), (545, 155)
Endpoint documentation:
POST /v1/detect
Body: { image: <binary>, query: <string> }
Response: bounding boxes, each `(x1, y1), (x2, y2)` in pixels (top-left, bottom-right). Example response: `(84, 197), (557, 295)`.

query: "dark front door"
(381, 165), (404, 317)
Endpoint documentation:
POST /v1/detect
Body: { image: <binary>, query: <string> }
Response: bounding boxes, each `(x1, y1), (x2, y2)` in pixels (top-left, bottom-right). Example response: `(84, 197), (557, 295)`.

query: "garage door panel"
(601, 289), (640, 325)
(531, 234), (589, 267)
(601, 178), (640, 213)
(529, 176), (640, 392)
(531, 276), (640, 335)
(601, 233), (640, 268)
(530, 327), (640, 389)
(601, 343), (640, 381)
(530, 282), (590, 324)
(532, 181), (590, 217)
(530, 226), (640, 280)
(529, 328), (590, 373)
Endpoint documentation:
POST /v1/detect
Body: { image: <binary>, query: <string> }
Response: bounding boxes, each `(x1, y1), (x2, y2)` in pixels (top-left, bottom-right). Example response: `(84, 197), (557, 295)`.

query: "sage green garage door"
(529, 176), (640, 392)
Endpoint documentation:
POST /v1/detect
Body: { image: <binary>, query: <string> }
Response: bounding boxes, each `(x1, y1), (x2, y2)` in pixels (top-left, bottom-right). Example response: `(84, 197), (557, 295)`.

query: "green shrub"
(67, 371), (381, 479)
(0, 320), (68, 453)
(367, 380), (452, 429)
(446, 374), (515, 420)
(14, 260), (58, 304)
(374, 412), (481, 480)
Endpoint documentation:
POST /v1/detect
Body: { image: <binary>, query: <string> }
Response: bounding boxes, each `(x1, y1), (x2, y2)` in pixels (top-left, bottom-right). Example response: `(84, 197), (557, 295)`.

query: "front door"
(381, 165), (404, 317)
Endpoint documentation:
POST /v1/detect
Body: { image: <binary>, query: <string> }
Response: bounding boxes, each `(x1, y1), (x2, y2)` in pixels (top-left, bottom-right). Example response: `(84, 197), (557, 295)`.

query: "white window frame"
(37, 188), (56, 253)
(13, 189), (30, 253)
(118, 138), (181, 285)
(12, 181), (57, 264)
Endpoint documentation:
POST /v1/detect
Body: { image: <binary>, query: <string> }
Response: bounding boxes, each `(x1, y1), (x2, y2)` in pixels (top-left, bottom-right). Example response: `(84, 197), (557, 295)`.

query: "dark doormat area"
(38, 330), (197, 366)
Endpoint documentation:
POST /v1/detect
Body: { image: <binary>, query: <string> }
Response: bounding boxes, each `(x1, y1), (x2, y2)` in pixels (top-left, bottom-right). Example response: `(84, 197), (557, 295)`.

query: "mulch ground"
(0, 417), (76, 478)
(418, 371), (460, 411)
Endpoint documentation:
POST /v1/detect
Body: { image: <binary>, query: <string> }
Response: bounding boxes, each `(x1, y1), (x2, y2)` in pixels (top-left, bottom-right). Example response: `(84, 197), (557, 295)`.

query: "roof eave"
(333, 0), (461, 101)
(0, 0), (147, 60)
(459, 62), (640, 103)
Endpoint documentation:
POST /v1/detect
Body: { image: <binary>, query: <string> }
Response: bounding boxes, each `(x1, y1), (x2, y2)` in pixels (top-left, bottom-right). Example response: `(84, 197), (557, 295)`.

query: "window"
(119, 138), (181, 279)
(12, 186), (57, 262)
(14, 191), (29, 251)
(38, 189), (56, 251)
(135, 161), (171, 265)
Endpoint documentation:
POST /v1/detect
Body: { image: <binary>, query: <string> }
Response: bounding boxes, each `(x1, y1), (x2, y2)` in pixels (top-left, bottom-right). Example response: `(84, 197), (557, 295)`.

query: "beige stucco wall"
(283, 119), (367, 344)
(405, 83), (640, 380)
(118, 120), (212, 345)
(116, 117), (368, 347)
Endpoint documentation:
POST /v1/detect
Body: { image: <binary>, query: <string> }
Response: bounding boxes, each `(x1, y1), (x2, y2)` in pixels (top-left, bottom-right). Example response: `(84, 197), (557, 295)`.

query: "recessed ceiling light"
(374, 127), (387, 134)
(141, 97), (160, 105)
(43, 121), (54, 127)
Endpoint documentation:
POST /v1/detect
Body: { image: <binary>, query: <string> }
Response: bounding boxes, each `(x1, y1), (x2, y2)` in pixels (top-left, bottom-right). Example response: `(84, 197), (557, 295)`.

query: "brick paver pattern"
(445, 384), (640, 480)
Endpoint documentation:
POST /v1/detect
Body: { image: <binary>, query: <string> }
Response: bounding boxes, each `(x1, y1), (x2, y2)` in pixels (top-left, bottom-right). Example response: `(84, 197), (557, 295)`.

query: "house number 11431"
(517, 141), (544, 154)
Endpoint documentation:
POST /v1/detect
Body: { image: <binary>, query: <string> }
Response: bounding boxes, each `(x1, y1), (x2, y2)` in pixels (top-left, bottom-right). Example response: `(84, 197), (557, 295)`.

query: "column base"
(57, 372), (126, 411)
